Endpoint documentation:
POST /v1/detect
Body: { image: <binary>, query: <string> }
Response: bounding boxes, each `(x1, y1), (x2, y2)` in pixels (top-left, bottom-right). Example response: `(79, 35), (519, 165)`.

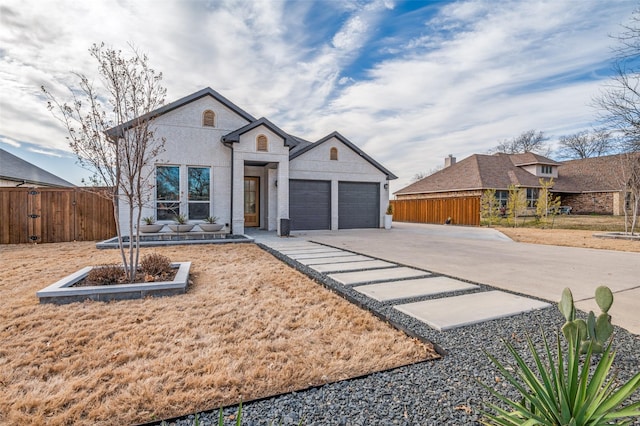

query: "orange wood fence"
(391, 197), (481, 226)
(0, 187), (116, 244)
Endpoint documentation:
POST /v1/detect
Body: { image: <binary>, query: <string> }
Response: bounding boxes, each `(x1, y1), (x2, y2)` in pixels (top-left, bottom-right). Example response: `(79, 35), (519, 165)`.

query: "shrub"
(86, 264), (125, 285)
(480, 286), (640, 425)
(140, 253), (172, 277)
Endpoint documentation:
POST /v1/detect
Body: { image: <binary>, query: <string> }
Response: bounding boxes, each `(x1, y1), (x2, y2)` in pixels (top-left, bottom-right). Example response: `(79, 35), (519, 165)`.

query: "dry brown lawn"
(0, 242), (437, 425)
(498, 227), (640, 252)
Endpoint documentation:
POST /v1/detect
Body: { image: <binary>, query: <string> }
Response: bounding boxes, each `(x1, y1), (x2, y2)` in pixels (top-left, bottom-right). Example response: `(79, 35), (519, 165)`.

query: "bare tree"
(480, 188), (501, 227)
(597, 8), (640, 152)
(556, 129), (613, 159)
(43, 43), (166, 282)
(535, 178), (561, 227)
(411, 165), (443, 182)
(491, 130), (550, 156)
(506, 184), (527, 227)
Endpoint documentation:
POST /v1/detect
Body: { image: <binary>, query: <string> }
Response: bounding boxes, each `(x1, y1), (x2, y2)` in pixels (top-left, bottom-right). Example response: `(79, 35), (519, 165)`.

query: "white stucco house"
(113, 87), (397, 236)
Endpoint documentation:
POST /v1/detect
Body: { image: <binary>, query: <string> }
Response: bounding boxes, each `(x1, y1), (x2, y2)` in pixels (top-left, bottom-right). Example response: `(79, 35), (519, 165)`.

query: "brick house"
(395, 152), (637, 216)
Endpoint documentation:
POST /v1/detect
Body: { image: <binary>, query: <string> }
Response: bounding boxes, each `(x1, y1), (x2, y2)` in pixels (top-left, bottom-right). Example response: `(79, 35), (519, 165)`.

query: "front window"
(541, 165), (553, 174)
(156, 166), (180, 220)
(495, 190), (509, 207)
(188, 167), (211, 220)
(526, 188), (538, 208)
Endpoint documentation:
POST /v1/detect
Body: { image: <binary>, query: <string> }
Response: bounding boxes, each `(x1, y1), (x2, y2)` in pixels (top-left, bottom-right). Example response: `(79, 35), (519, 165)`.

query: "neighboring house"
(0, 148), (74, 188)
(395, 152), (634, 216)
(112, 87), (396, 236)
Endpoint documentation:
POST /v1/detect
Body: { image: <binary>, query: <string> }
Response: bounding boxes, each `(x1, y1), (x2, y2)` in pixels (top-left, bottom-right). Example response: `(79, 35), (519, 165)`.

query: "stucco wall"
(118, 95), (251, 233)
(289, 136), (391, 229)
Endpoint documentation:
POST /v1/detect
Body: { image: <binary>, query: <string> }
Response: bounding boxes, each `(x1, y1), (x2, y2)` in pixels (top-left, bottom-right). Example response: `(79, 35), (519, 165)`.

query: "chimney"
(444, 154), (456, 168)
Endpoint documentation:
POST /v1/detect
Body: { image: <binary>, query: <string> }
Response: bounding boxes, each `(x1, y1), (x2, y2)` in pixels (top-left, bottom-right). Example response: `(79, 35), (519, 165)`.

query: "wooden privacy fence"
(0, 187), (116, 244)
(391, 197), (481, 226)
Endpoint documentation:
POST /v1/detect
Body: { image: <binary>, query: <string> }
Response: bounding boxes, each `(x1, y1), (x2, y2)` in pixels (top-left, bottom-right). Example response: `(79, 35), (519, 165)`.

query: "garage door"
(338, 182), (380, 229)
(289, 179), (331, 230)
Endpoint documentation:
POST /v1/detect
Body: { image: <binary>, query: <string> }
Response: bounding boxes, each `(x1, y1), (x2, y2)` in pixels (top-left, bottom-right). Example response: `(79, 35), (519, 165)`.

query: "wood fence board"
(0, 187), (116, 244)
(391, 197), (480, 226)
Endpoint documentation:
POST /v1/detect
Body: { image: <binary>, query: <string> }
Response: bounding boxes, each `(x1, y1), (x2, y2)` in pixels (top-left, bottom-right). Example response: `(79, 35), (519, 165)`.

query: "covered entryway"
(289, 179), (331, 230)
(244, 177), (259, 227)
(338, 181), (380, 229)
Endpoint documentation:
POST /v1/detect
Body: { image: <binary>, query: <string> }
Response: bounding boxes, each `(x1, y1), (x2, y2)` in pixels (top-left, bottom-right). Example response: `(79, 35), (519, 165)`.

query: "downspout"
(223, 141), (234, 234)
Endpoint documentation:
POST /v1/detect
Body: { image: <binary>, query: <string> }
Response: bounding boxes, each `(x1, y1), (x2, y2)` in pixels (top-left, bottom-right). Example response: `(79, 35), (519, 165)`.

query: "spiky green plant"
(480, 286), (640, 425)
(559, 287), (614, 354)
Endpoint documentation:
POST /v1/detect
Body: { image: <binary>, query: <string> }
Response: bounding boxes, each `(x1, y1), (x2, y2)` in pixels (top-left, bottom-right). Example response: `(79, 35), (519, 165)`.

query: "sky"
(0, 0), (637, 192)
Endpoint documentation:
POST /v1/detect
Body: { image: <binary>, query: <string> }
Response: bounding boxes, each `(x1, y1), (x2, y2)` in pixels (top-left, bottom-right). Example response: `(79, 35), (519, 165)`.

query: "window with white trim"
(156, 165), (180, 220)
(188, 167), (211, 220)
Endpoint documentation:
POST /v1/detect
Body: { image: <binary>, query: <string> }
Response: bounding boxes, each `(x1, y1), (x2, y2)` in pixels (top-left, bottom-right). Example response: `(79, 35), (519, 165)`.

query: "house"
(0, 148), (74, 187)
(113, 87), (396, 236)
(395, 152), (635, 216)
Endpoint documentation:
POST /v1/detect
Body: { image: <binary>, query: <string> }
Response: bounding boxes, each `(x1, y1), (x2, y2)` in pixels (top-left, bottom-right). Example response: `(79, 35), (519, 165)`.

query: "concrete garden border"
(37, 262), (191, 304)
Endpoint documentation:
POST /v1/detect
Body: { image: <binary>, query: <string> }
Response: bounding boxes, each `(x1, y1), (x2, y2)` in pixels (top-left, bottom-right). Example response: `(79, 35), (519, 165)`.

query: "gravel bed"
(159, 244), (640, 426)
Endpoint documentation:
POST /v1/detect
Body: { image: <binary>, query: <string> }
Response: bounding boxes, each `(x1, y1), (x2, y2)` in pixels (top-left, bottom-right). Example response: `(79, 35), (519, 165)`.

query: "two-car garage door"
(289, 180), (380, 230)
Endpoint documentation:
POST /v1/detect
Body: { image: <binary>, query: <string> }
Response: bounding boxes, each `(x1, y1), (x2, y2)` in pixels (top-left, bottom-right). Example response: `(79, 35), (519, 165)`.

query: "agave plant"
(480, 286), (640, 426)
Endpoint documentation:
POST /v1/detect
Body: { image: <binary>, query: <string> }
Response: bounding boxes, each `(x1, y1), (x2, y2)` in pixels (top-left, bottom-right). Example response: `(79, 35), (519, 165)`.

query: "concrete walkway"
(250, 223), (640, 335)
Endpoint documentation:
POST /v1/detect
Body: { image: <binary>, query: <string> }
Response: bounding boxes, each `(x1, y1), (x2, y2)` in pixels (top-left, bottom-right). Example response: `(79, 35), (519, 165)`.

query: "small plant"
(386, 204), (394, 215)
(480, 285), (640, 425)
(86, 264), (125, 285)
(205, 216), (219, 224)
(559, 286), (614, 354)
(174, 213), (188, 224)
(142, 216), (156, 225)
(140, 253), (172, 277)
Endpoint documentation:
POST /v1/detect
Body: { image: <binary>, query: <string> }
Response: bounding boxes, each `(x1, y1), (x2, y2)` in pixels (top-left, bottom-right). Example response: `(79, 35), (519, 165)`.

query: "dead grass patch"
(0, 242), (437, 425)
(497, 227), (640, 252)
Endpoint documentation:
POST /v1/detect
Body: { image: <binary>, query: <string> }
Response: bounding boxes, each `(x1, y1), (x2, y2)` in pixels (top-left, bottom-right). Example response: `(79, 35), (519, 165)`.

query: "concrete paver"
(395, 290), (551, 331)
(310, 260), (395, 273)
(287, 250), (350, 259)
(297, 255), (374, 265)
(278, 247), (342, 255)
(353, 276), (479, 302)
(329, 267), (430, 285)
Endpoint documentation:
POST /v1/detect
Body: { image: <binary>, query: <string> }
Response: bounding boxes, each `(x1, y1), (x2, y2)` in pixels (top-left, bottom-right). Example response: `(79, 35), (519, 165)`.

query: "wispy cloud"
(0, 0), (635, 188)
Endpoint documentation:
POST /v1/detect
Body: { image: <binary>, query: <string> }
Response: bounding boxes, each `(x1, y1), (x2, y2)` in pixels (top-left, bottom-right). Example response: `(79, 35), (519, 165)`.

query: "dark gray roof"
(0, 148), (74, 187)
(221, 117), (300, 147)
(290, 131), (398, 180)
(106, 87), (256, 138)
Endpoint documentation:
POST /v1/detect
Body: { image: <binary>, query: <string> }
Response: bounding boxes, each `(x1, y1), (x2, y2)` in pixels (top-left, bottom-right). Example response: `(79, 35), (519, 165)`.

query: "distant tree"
(596, 9), (640, 234)
(491, 130), (550, 156)
(556, 129), (613, 159)
(536, 178), (561, 227)
(411, 165), (443, 182)
(43, 43), (166, 282)
(480, 188), (501, 227)
(506, 185), (528, 227)
(596, 8), (640, 153)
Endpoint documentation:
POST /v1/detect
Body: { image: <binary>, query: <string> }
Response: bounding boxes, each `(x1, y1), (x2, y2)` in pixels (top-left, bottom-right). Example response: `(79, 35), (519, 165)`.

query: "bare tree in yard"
(556, 129), (613, 159)
(535, 178), (561, 228)
(43, 43), (166, 282)
(480, 188), (501, 227)
(491, 130), (550, 156)
(596, 9), (640, 234)
(506, 185), (527, 227)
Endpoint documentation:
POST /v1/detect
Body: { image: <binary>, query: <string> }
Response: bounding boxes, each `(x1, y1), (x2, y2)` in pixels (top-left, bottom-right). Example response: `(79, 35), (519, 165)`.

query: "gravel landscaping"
(164, 244), (640, 426)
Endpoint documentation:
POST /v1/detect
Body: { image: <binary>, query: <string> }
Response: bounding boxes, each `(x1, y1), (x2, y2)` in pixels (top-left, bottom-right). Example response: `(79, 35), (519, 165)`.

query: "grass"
(0, 242), (437, 425)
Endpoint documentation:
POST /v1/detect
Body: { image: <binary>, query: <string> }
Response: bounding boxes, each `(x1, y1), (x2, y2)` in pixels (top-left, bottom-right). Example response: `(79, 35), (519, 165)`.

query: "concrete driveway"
(292, 222), (640, 335)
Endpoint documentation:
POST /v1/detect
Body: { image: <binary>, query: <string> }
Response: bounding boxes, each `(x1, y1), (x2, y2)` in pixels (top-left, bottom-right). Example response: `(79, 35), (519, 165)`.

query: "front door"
(244, 177), (259, 227)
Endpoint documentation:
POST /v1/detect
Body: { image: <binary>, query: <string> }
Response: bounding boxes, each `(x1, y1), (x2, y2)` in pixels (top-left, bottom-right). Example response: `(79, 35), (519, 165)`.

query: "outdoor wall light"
(384, 183), (389, 189)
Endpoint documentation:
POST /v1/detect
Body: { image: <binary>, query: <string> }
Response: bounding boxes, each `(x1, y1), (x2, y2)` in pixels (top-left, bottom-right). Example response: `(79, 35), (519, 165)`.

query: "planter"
(384, 214), (393, 230)
(198, 223), (224, 232)
(139, 224), (164, 233)
(168, 224), (195, 232)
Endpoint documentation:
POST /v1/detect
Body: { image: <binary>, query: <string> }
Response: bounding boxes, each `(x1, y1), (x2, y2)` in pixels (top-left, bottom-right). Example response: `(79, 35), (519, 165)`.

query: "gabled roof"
(0, 148), (74, 187)
(395, 152), (555, 195)
(553, 153), (640, 193)
(221, 117), (300, 147)
(106, 87), (256, 138)
(290, 131), (398, 180)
